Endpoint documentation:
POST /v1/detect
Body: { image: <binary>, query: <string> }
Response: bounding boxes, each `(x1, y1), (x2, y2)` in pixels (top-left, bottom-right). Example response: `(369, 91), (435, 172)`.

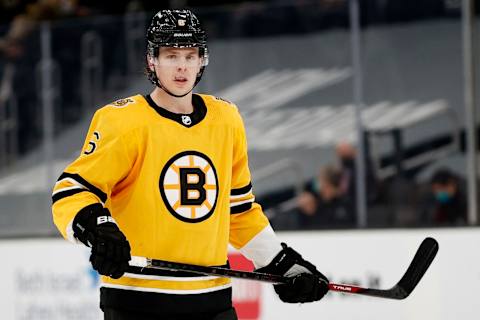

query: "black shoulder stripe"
(127, 261), (229, 278)
(231, 182), (252, 196)
(230, 202), (253, 214)
(57, 172), (108, 203)
(52, 189), (87, 204)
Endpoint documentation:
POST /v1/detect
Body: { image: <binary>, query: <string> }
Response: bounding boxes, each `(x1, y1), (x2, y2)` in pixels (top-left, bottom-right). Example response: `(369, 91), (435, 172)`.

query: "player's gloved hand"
(72, 203), (131, 279)
(255, 243), (329, 303)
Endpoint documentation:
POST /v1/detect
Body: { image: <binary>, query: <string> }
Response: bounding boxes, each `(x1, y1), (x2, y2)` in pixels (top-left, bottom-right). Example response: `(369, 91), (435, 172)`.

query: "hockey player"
(52, 9), (329, 319)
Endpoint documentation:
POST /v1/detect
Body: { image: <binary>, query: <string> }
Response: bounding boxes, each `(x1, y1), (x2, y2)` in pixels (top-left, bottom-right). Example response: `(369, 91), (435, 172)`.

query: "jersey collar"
(144, 94), (207, 128)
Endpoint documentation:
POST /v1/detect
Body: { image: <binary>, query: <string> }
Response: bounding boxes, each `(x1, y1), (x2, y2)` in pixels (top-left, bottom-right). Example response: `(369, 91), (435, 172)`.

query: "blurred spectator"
(0, 0), (33, 26)
(0, 1), (89, 60)
(419, 168), (467, 226)
(336, 140), (379, 207)
(0, 0), (94, 62)
(296, 164), (355, 229)
(0, 5), (37, 61)
(0, 2), (41, 154)
(259, 163), (355, 230)
(260, 140), (383, 230)
(0, 0), (90, 154)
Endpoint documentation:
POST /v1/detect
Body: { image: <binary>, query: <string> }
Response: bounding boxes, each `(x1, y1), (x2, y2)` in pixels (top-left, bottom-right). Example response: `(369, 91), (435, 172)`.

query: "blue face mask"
(312, 178), (320, 194)
(435, 191), (452, 204)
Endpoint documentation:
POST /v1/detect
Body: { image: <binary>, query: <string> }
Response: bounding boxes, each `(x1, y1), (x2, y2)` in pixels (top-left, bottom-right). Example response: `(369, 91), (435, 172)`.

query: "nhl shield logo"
(182, 115), (192, 126)
(178, 19), (186, 27)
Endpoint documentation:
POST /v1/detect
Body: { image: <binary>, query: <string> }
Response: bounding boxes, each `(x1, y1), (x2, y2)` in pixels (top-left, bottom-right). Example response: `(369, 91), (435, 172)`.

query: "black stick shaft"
(133, 237), (438, 300)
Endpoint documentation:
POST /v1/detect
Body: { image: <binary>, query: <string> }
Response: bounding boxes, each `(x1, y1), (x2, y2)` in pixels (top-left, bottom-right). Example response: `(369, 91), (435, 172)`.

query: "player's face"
(153, 47), (202, 95)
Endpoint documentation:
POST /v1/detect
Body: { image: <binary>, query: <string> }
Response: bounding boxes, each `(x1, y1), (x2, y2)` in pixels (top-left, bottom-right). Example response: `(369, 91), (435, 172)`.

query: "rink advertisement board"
(1, 240), (101, 319)
(0, 228), (477, 319)
(229, 253), (261, 320)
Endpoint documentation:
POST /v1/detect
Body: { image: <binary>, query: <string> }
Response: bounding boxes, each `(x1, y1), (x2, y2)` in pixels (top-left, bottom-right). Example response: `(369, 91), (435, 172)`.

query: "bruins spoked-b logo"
(110, 98), (134, 108)
(160, 151), (218, 223)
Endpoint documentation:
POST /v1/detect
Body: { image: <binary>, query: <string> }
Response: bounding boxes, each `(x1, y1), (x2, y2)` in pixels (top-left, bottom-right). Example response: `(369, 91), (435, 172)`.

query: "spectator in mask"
(420, 168), (467, 226)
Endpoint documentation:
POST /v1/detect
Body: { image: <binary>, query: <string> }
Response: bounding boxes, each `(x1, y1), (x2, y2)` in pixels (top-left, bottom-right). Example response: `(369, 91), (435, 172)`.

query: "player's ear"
(147, 55), (156, 72)
(196, 56), (204, 73)
(197, 60), (203, 73)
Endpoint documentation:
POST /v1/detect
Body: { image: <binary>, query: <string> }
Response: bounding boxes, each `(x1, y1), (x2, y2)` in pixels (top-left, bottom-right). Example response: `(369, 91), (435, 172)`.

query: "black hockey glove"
(72, 203), (131, 279)
(255, 243), (329, 303)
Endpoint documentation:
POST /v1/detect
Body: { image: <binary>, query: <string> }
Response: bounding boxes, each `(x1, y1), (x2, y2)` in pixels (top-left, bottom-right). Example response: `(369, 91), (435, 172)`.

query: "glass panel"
(0, 2), (470, 238)
(193, 3), (355, 230)
(361, 4), (466, 228)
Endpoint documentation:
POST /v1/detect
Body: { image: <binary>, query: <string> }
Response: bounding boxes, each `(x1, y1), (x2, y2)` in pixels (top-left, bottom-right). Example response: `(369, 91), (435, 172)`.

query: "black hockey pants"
(103, 307), (238, 320)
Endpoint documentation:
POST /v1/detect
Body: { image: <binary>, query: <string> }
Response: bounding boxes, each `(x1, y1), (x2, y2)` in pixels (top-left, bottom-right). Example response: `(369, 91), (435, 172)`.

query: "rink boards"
(0, 228), (477, 319)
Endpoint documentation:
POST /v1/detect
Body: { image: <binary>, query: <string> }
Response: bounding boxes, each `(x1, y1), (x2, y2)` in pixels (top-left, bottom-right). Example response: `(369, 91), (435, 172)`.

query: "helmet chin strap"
(149, 59), (195, 98)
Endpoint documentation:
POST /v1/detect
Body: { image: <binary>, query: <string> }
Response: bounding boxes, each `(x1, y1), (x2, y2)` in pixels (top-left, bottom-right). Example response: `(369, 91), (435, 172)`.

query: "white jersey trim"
(55, 177), (87, 189)
(230, 189), (252, 200)
(239, 224), (283, 269)
(101, 283), (232, 295)
(230, 197), (255, 207)
(65, 218), (81, 245)
(52, 185), (85, 196)
(54, 177), (105, 205)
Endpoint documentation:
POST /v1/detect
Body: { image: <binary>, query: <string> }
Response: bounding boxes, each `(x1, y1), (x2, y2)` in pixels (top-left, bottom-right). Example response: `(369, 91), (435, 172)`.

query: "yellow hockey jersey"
(52, 93), (272, 310)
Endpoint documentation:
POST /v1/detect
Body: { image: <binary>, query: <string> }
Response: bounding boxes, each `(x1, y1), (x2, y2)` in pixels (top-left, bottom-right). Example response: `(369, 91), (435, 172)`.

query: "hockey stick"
(130, 237), (438, 300)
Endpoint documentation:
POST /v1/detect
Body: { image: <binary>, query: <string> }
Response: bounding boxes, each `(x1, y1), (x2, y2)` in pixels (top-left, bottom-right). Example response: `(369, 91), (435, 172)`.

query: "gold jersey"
(52, 94), (270, 298)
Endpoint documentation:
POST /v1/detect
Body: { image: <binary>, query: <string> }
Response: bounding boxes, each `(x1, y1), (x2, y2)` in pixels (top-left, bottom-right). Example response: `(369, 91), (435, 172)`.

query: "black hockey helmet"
(146, 9), (209, 92)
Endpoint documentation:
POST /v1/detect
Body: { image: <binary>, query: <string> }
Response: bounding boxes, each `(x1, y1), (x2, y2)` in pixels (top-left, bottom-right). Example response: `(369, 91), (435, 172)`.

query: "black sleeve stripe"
(230, 202), (253, 214)
(231, 182), (252, 196)
(57, 172), (108, 203)
(52, 189), (88, 204)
